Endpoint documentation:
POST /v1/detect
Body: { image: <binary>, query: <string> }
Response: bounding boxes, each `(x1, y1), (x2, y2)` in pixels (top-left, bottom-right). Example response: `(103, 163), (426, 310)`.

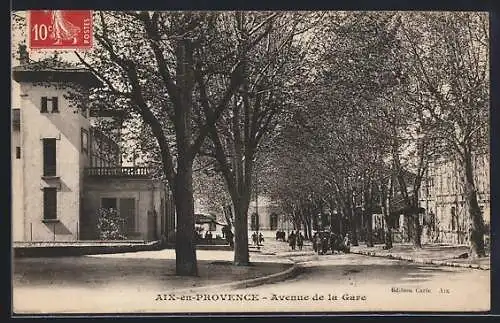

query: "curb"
(165, 261), (302, 295)
(351, 250), (490, 270)
(14, 241), (162, 258)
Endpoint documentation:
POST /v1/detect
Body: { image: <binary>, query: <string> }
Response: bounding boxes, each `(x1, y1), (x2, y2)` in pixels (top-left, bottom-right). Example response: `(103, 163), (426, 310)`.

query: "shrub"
(96, 208), (127, 240)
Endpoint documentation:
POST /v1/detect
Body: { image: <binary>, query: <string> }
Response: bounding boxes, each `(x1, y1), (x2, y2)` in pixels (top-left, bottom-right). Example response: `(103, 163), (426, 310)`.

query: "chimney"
(18, 44), (29, 65)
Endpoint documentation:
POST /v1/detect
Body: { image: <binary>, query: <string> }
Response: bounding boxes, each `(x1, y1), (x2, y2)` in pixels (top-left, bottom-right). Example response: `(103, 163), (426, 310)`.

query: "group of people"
(313, 231), (351, 255)
(275, 230), (286, 241)
(287, 231), (304, 251)
(251, 232), (265, 246)
(274, 229), (351, 254)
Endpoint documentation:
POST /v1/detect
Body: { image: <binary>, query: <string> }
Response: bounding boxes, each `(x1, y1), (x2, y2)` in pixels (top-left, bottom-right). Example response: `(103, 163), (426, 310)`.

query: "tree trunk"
(413, 215), (422, 248)
(174, 166), (198, 276)
(349, 199), (359, 246)
(381, 181), (393, 250)
(366, 211), (374, 247)
(300, 211), (309, 240)
(382, 213), (393, 249)
(463, 150), (486, 258)
(339, 212), (344, 237)
(233, 198), (250, 265)
(173, 38), (198, 276)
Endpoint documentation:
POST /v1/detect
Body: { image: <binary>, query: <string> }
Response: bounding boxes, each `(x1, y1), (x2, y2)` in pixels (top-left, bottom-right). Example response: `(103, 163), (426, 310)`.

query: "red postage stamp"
(28, 10), (93, 50)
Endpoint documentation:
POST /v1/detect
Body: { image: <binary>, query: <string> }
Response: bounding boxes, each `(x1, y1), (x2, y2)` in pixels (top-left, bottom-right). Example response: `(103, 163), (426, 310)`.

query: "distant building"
(248, 196), (292, 232)
(11, 52), (175, 242)
(418, 153), (490, 245)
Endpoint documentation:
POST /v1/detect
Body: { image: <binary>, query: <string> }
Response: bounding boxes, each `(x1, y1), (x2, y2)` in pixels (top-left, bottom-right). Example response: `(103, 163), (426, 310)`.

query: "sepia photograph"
(10, 10), (491, 314)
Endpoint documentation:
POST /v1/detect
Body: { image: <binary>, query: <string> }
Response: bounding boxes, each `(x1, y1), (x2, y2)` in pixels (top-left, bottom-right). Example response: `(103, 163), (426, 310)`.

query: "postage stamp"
(28, 10), (93, 50)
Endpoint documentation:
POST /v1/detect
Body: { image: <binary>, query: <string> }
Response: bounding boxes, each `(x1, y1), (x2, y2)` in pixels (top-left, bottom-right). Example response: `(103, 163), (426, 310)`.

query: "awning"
(195, 214), (226, 226)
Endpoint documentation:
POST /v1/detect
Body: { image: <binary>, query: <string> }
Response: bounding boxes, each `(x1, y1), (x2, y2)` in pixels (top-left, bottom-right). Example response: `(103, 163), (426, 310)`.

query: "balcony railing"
(85, 167), (151, 177)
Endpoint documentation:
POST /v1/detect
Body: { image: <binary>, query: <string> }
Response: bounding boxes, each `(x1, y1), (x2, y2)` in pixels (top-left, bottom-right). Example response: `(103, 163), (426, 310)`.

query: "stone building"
(248, 196), (292, 231)
(418, 152), (490, 245)
(11, 53), (175, 242)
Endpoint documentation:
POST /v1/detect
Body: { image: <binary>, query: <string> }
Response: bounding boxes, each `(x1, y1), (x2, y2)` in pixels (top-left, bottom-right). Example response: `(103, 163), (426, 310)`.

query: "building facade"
(418, 153), (490, 245)
(11, 57), (175, 242)
(248, 196), (292, 231)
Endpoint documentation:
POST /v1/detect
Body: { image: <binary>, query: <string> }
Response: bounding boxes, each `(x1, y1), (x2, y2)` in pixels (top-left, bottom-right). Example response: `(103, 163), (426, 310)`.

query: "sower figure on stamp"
(49, 10), (81, 45)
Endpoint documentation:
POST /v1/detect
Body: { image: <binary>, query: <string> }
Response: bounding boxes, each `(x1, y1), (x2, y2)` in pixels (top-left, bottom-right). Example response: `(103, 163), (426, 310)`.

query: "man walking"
(297, 231), (304, 251)
(289, 231), (297, 251)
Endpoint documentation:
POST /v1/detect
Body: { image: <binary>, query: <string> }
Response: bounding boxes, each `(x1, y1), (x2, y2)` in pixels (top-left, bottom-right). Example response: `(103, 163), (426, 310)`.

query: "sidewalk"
(351, 243), (490, 270)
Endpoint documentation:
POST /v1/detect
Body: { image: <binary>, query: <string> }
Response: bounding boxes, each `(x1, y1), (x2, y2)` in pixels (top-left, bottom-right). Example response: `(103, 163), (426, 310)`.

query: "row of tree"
(75, 11), (321, 274)
(260, 12), (489, 257)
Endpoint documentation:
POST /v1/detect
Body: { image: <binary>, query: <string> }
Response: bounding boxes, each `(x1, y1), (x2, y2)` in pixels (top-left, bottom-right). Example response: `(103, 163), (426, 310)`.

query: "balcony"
(85, 167), (151, 178)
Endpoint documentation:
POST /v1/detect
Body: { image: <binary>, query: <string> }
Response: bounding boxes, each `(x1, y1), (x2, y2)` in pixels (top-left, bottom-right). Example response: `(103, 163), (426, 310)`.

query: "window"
(43, 138), (57, 176)
(52, 97), (59, 113)
(12, 109), (20, 130)
(43, 187), (57, 220)
(41, 96), (59, 113)
(81, 128), (89, 154)
(101, 198), (117, 209)
(41, 97), (48, 113)
(16, 147), (21, 159)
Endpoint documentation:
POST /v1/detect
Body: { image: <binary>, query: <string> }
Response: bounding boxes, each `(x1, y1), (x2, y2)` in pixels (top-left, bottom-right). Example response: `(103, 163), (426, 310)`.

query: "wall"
(419, 153), (490, 245)
(12, 82), (24, 241)
(18, 82), (90, 241)
(248, 196), (282, 230)
(83, 177), (166, 241)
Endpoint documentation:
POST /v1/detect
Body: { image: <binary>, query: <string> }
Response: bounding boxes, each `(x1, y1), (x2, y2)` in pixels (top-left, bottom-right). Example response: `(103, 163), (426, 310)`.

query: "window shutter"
(41, 97), (48, 113)
(43, 188), (57, 220)
(52, 97), (59, 113)
(43, 138), (57, 176)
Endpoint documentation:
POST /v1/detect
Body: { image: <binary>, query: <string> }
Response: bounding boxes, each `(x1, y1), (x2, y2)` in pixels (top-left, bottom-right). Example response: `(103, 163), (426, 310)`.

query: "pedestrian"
(289, 231), (296, 250)
(252, 231), (258, 246)
(315, 232), (323, 255)
(329, 232), (337, 254)
(297, 231), (304, 251)
(343, 233), (351, 253)
(226, 230), (234, 248)
(258, 232), (264, 245)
